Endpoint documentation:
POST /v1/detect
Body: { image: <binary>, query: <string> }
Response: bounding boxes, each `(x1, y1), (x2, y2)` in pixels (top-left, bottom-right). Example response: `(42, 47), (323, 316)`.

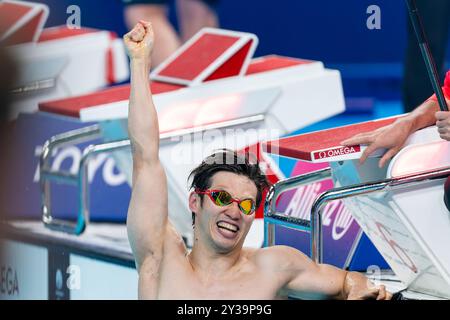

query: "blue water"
(291, 100), (403, 136)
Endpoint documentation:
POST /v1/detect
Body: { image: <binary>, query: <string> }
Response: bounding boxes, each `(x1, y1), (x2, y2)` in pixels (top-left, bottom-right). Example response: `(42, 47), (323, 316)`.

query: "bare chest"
(155, 259), (283, 300)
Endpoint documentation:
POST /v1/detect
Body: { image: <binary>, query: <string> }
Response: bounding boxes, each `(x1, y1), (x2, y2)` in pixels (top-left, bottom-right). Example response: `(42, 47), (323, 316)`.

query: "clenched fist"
(123, 20), (154, 62)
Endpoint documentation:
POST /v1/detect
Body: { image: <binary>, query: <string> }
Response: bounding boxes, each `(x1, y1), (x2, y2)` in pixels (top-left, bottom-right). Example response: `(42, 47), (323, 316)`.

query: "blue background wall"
(30, 0), (449, 64)
(27, 0), (450, 101)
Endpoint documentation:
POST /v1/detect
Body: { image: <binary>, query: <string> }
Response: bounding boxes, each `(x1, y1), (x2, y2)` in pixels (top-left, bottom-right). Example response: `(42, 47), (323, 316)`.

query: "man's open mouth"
(217, 221), (239, 233)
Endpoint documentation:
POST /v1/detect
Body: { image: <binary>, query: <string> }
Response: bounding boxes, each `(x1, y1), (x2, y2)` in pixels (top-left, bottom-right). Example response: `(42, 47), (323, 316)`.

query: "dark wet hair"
(188, 149), (271, 226)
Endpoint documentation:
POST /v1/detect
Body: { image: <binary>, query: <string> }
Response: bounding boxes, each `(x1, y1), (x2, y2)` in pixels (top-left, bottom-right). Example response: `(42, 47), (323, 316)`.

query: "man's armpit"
(163, 221), (188, 255)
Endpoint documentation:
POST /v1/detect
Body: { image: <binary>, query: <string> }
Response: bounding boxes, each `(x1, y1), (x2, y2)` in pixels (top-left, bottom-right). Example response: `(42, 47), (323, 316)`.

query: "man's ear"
(188, 191), (200, 213)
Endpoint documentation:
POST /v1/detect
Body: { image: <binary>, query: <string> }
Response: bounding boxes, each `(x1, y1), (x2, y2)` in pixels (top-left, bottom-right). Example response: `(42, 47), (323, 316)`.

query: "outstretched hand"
(123, 20), (154, 62)
(341, 118), (415, 168)
(347, 283), (392, 300)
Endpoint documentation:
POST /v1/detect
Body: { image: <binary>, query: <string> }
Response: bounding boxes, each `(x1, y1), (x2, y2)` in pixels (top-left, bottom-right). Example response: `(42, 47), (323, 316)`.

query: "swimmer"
(124, 20), (392, 300)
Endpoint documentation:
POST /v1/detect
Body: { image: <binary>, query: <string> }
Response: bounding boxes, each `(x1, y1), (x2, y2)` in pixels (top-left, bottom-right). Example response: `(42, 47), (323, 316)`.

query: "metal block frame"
(264, 165), (450, 264)
(264, 167), (331, 248)
(40, 124), (131, 234)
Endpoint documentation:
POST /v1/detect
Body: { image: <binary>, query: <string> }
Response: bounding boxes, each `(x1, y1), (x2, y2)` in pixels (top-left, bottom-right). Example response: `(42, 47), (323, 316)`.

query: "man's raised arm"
(124, 21), (169, 272)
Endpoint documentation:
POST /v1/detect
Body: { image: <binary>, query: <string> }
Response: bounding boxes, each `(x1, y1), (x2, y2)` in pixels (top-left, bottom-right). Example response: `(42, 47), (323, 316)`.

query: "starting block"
(264, 117), (450, 299)
(151, 28), (257, 86)
(1, 0), (129, 119)
(36, 27), (345, 248)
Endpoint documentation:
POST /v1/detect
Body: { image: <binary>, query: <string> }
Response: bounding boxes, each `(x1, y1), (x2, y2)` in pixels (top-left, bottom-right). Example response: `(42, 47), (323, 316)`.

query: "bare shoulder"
(250, 245), (311, 271)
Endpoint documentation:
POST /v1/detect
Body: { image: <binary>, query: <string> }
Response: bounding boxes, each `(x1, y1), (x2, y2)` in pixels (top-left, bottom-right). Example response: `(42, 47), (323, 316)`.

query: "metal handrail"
(77, 140), (132, 233)
(263, 167), (332, 247)
(310, 166), (450, 264)
(41, 125), (101, 234)
(263, 163), (450, 264)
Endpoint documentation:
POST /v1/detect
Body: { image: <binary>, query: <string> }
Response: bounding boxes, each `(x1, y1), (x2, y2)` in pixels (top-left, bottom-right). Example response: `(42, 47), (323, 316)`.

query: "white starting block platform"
(1, 0), (129, 119)
(37, 27), (345, 248)
(264, 116), (450, 299)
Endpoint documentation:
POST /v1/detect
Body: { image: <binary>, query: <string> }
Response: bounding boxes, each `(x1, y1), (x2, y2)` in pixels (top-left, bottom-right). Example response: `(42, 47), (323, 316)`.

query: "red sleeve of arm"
(428, 70), (450, 102)
(444, 70), (450, 98)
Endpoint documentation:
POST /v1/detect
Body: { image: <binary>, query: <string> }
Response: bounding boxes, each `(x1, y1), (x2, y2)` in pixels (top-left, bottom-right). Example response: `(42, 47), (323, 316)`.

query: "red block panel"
(264, 117), (400, 161)
(39, 82), (184, 118)
(245, 55), (312, 75)
(158, 33), (240, 81)
(39, 26), (97, 42)
(204, 39), (253, 82)
(0, 2), (32, 38)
